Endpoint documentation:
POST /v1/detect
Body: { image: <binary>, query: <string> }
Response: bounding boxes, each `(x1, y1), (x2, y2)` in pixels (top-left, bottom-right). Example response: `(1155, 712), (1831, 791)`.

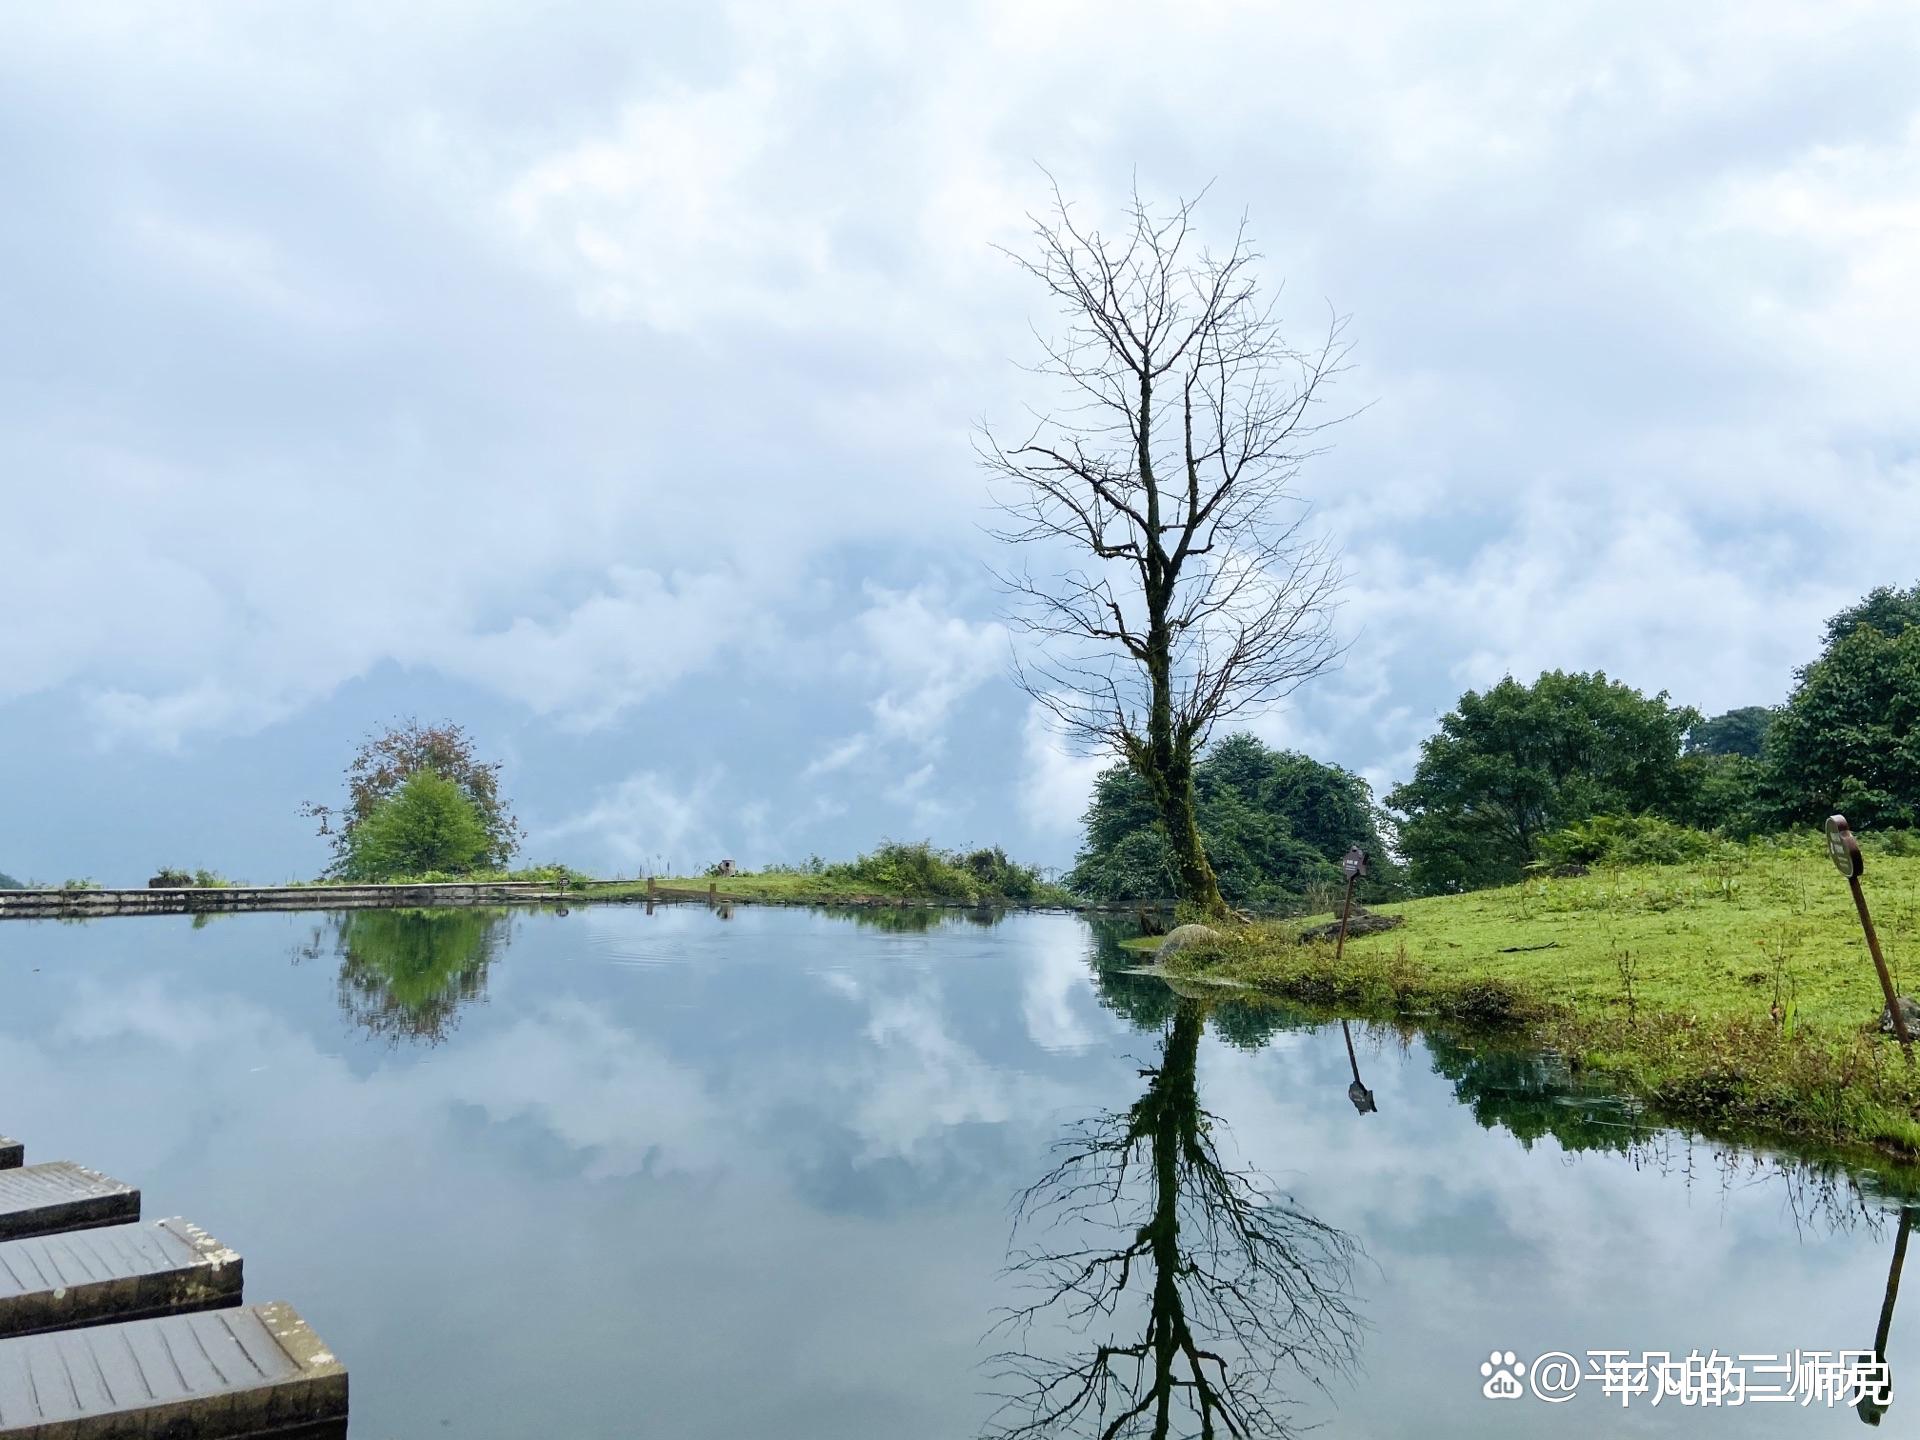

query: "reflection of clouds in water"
(1195, 1021), (1886, 1393)
(28, 959), (1095, 1198)
(55, 975), (248, 1052)
(1017, 935), (1102, 1055)
(409, 1000), (732, 1180)
(803, 957), (1108, 1164)
(25, 976), (739, 1184)
(810, 969), (861, 1001)
(849, 987), (1047, 1162)
(9, 913), (1913, 1438)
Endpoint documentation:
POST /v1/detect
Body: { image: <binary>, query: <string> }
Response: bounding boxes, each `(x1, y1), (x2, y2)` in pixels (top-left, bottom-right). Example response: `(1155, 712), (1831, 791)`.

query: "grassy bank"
(584, 842), (1077, 908)
(1151, 839), (1920, 1162)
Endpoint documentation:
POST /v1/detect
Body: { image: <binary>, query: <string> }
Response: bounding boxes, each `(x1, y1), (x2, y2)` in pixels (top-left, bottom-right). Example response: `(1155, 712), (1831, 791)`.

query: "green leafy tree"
(1766, 585), (1920, 829)
(1686, 705), (1778, 758)
(339, 772), (493, 881)
(305, 719), (521, 874)
(1678, 752), (1771, 836)
(1820, 583), (1920, 649)
(1070, 732), (1395, 905)
(1387, 671), (1700, 894)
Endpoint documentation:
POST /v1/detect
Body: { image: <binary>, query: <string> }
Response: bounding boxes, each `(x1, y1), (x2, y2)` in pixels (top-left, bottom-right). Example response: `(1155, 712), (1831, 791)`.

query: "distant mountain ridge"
(0, 871), (24, 889)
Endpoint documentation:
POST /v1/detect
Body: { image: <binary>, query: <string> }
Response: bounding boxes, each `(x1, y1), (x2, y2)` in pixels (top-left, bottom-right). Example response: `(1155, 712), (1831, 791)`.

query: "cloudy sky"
(3, 1), (1916, 883)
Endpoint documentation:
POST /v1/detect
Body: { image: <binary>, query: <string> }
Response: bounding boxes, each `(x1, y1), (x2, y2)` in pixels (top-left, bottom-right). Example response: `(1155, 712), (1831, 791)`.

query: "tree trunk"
(1143, 588), (1229, 919)
(1147, 758), (1226, 918)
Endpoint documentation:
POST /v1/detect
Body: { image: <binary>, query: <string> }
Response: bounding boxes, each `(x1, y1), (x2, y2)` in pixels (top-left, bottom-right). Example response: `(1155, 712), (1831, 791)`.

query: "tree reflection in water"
(988, 997), (1363, 1439)
(820, 905), (1010, 934)
(328, 907), (509, 1046)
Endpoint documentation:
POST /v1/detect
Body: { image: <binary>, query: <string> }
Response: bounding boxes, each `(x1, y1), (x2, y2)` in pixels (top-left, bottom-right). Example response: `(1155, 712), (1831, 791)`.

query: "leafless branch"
(981, 181), (1353, 907)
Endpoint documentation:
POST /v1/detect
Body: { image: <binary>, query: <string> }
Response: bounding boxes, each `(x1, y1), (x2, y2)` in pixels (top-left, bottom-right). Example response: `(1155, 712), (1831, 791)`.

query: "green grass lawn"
(1159, 840), (1920, 1163)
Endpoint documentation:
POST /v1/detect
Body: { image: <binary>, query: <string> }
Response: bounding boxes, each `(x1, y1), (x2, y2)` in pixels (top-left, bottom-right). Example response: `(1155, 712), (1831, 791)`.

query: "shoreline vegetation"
(1131, 838), (1920, 1166)
(0, 843), (1098, 917)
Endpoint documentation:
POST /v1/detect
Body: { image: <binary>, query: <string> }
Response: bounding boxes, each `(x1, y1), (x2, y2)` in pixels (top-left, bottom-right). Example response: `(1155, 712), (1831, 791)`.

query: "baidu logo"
(1480, 1350), (1526, 1399)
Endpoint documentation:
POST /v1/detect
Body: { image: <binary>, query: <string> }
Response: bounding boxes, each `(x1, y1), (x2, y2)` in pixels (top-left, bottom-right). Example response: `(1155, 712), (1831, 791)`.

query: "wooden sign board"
(1827, 815), (1864, 879)
(1342, 847), (1367, 880)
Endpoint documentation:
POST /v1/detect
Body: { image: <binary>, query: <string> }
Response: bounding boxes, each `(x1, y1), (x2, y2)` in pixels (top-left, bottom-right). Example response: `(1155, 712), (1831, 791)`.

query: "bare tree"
(984, 182), (1351, 917)
(985, 999), (1363, 1439)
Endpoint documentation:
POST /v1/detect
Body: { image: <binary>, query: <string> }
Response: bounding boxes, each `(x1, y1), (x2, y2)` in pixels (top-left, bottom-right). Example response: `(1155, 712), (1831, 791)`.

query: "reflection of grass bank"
(1149, 842), (1920, 1162)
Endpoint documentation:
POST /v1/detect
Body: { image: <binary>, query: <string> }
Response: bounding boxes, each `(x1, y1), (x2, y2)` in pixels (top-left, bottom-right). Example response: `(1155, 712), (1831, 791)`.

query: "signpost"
(1827, 815), (1913, 1050)
(1333, 846), (1367, 967)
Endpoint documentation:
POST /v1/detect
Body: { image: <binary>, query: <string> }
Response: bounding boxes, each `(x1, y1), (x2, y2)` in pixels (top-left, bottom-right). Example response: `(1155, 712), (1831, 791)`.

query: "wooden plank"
(0, 1301), (346, 1437)
(0, 879), (557, 921)
(0, 1143), (18, 1173)
(0, 1164), (139, 1242)
(0, 1218), (243, 1338)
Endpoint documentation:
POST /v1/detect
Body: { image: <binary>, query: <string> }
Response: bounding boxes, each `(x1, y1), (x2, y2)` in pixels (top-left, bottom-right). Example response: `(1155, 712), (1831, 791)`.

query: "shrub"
(820, 840), (1053, 902)
(760, 856), (829, 876)
(958, 846), (1041, 901)
(1535, 814), (1717, 869)
(505, 863), (591, 888)
(154, 867), (233, 888)
(306, 719), (522, 874)
(1863, 829), (1920, 859)
(339, 772), (492, 881)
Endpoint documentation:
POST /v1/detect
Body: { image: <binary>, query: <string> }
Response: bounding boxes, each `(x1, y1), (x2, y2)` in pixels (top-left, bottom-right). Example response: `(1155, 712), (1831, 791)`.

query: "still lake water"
(0, 904), (1913, 1436)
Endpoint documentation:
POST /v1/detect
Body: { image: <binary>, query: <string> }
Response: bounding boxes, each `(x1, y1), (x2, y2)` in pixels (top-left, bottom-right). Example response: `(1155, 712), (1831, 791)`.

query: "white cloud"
(854, 584), (1007, 748)
(439, 565), (767, 728)
(885, 761), (956, 834)
(1017, 702), (1108, 838)
(802, 734), (870, 780)
(534, 770), (726, 875)
(4, 0), (1920, 872)
(796, 585), (1010, 823)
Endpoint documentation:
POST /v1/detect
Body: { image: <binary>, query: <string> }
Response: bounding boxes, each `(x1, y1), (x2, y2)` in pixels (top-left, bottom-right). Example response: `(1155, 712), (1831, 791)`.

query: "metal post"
(1829, 816), (1912, 1049)
(1854, 874), (1912, 1048)
(1333, 872), (1357, 966)
(1333, 845), (1367, 965)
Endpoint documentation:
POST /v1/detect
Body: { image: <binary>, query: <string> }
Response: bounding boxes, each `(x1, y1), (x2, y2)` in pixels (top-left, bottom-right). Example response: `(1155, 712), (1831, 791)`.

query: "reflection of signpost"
(1859, 1207), (1909, 1426)
(1341, 1020), (1377, 1115)
(1828, 816), (1913, 1050)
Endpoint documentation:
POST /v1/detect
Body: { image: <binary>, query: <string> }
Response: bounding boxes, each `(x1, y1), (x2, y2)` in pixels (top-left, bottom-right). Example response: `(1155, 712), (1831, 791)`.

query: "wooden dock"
(0, 1164), (139, 1242)
(0, 879), (562, 921)
(0, 1135), (347, 1436)
(0, 1218), (243, 1337)
(0, 1303), (345, 1437)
